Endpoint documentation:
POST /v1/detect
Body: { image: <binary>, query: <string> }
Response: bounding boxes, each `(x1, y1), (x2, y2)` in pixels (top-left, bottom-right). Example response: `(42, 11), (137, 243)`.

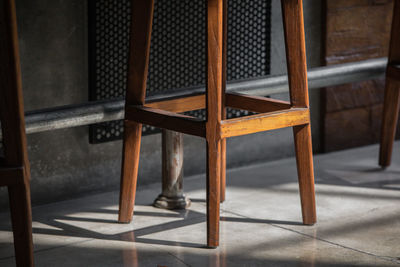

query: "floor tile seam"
(0, 239), (193, 267)
(161, 249), (192, 267)
(0, 238), (95, 261)
(219, 209), (400, 265)
(271, 225), (400, 265)
(138, 214), (204, 267)
(0, 210), (207, 261)
(140, 241), (193, 267)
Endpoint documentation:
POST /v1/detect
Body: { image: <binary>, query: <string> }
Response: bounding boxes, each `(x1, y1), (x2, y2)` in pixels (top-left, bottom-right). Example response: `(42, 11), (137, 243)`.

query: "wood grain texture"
(125, 0), (154, 105)
(119, 0), (154, 223)
(220, 108), (310, 138)
(220, 0), (227, 203)
(226, 92), (291, 113)
(205, 0), (224, 248)
(379, 0), (400, 167)
(379, 79), (400, 167)
(119, 120), (142, 222)
(126, 105), (206, 137)
(146, 94), (205, 113)
(0, 0), (34, 265)
(220, 137), (226, 203)
(282, 0), (316, 225)
(281, 0), (309, 108)
(293, 124), (316, 224)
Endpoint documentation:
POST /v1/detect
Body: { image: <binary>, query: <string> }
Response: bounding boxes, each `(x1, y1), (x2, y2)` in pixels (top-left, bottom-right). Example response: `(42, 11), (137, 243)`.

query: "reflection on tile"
(0, 142), (399, 266)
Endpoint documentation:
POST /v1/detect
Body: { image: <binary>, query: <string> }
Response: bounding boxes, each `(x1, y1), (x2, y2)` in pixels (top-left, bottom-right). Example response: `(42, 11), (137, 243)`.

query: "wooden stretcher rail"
(145, 94), (205, 113)
(225, 92), (291, 113)
(125, 105), (206, 137)
(220, 108), (310, 138)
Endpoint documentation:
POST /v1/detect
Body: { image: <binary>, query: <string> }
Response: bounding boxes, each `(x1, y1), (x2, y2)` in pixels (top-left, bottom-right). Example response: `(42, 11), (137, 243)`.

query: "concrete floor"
(0, 142), (400, 266)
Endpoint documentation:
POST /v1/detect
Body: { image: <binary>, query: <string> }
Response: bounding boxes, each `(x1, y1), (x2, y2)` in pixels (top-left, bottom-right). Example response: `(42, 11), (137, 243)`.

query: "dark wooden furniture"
(0, 0), (34, 266)
(380, 0), (400, 168)
(119, 0), (316, 248)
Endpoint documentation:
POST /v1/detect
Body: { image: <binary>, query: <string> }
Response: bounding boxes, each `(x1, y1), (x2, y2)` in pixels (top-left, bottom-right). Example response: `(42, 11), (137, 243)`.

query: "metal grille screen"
(89, 0), (271, 143)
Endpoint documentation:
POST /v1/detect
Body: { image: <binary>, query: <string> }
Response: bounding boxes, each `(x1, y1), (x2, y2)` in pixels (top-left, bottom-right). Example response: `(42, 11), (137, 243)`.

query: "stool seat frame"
(119, 0), (316, 248)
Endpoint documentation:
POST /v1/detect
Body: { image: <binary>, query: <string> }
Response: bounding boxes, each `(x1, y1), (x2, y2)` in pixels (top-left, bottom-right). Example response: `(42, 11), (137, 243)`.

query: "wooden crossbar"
(126, 105), (206, 137)
(226, 92), (291, 113)
(387, 64), (400, 82)
(146, 94), (205, 113)
(220, 108), (310, 138)
(144, 92), (292, 115)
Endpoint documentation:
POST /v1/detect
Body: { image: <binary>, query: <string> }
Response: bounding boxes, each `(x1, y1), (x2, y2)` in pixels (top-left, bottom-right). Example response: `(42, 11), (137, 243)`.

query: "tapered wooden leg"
(119, 121), (143, 223)
(8, 176), (34, 267)
(293, 124), (317, 225)
(207, 139), (221, 248)
(379, 78), (400, 167)
(118, 0), (154, 222)
(1, 1), (34, 265)
(281, 0), (317, 225)
(220, 138), (226, 203)
(379, 0), (400, 167)
(220, 0), (227, 203)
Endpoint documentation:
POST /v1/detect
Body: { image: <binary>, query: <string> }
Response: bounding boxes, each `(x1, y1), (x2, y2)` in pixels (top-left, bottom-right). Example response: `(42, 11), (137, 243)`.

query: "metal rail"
(14, 57), (388, 136)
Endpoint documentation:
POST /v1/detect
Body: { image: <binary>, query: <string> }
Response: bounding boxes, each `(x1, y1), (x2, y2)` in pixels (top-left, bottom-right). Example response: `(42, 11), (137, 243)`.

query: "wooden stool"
(119, 0), (317, 248)
(380, 0), (400, 168)
(0, 0), (34, 265)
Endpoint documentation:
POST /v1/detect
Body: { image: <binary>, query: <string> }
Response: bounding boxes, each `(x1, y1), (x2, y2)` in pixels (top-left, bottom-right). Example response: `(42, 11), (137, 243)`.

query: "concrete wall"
(0, 0), (322, 209)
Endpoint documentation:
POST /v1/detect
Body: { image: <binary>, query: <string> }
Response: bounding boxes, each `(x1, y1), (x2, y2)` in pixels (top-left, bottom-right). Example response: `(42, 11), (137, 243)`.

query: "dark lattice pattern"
(89, 0), (271, 143)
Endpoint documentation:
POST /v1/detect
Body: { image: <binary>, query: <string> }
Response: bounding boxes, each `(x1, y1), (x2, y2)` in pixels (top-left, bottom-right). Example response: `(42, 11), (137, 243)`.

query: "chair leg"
(281, 0), (317, 225)
(119, 121), (143, 223)
(220, 138), (226, 203)
(206, 0), (224, 248)
(207, 139), (221, 248)
(118, 0), (154, 222)
(1, 1), (34, 265)
(379, 0), (400, 167)
(220, 0), (227, 204)
(379, 78), (400, 167)
(8, 176), (34, 267)
(293, 124), (317, 225)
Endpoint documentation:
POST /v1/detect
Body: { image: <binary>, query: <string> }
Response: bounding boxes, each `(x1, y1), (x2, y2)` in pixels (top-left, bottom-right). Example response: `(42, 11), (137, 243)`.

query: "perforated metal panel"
(89, 0), (271, 143)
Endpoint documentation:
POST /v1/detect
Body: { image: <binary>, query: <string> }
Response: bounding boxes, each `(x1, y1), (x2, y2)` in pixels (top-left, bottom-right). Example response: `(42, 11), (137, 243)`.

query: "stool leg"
(119, 121), (143, 222)
(293, 125), (316, 224)
(220, 0), (228, 203)
(379, 0), (400, 168)
(281, 0), (316, 225)
(118, 0), (154, 223)
(206, 0), (224, 248)
(8, 177), (34, 267)
(379, 77), (400, 167)
(379, 78), (400, 167)
(1, 0), (34, 265)
(206, 139), (222, 248)
(220, 138), (226, 203)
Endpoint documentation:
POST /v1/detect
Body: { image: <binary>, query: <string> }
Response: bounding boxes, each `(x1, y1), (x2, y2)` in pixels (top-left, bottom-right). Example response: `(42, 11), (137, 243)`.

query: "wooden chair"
(119, 0), (316, 248)
(0, 0), (34, 265)
(380, 0), (400, 168)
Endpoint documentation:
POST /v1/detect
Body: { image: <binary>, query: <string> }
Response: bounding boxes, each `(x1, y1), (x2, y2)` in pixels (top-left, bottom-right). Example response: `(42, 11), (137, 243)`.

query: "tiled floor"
(1, 142), (400, 266)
